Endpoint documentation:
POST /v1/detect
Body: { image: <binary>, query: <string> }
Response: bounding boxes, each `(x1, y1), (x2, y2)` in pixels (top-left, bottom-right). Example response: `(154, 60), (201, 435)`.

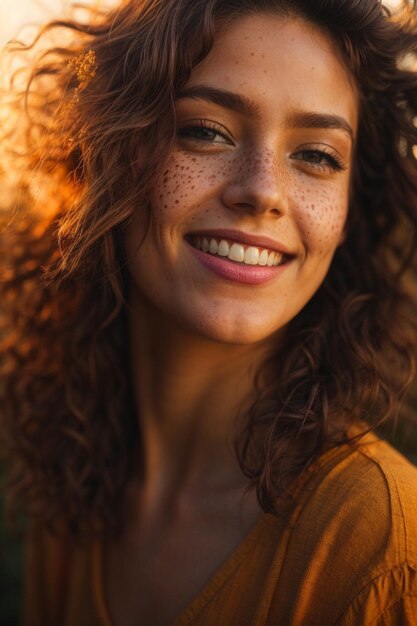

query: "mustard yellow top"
(23, 430), (417, 626)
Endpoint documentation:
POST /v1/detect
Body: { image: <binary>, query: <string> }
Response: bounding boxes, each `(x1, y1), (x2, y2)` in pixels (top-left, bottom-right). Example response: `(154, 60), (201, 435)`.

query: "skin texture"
(110, 14), (359, 626)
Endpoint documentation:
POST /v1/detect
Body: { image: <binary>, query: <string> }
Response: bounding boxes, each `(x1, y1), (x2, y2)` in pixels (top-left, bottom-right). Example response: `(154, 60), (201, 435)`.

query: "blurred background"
(0, 0), (112, 48)
(0, 0), (413, 625)
(0, 0), (66, 48)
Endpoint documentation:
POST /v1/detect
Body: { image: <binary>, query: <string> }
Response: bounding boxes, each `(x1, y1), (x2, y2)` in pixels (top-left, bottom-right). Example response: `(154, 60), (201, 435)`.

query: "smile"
(185, 231), (293, 286)
(189, 236), (285, 267)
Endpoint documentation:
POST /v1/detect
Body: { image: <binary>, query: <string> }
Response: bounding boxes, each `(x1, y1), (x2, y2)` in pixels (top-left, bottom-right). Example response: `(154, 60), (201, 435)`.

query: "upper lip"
(186, 228), (294, 255)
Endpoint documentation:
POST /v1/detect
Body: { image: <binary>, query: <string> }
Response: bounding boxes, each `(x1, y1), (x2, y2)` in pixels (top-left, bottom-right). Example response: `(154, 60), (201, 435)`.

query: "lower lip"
(187, 243), (289, 285)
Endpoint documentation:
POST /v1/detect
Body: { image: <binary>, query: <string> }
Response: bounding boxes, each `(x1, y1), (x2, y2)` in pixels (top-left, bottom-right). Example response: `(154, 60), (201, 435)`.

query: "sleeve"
(336, 564), (417, 626)
(374, 596), (417, 625)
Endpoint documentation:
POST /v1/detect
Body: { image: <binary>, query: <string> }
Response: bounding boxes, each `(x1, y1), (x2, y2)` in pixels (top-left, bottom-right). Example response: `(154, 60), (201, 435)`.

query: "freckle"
(250, 52), (254, 56)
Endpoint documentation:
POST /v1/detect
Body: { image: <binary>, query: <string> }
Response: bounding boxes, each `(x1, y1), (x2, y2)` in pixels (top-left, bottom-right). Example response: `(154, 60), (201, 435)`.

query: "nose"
(221, 149), (288, 217)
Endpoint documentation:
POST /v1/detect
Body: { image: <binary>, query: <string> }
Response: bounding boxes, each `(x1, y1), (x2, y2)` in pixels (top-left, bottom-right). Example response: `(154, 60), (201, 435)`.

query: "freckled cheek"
(293, 185), (348, 253)
(150, 153), (232, 222)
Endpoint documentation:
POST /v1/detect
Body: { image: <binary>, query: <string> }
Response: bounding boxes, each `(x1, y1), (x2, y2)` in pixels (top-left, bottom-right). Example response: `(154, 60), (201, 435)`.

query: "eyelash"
(178, 121), (346, 172)
(291, 145), (346, 172)
(178, 119), (232, 144)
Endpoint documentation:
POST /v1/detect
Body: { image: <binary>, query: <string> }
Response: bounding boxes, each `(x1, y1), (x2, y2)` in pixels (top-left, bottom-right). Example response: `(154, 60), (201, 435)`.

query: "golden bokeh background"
(0, 0), (106, 48)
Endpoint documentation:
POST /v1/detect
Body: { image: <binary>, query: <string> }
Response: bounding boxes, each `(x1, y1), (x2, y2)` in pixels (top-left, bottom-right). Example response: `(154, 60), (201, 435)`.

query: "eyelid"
(178, 118), (234, 140)
(291, 143), (347, 172)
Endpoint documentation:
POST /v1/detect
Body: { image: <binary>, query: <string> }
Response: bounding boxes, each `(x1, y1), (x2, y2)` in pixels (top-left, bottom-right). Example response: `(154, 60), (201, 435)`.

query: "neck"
(128, 287), (274, 508)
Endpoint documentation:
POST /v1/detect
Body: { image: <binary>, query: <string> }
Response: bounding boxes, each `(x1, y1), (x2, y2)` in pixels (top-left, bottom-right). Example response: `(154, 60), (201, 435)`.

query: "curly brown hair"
(1, 0), (417, 536)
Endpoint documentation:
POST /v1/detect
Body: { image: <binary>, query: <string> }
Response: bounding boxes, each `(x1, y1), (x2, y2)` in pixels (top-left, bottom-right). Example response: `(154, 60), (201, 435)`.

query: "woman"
(1, 0), (417, 624)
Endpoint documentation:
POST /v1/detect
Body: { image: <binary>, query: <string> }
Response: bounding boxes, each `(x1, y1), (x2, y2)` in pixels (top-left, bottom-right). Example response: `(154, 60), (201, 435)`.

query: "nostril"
(221, 181), (287, 216)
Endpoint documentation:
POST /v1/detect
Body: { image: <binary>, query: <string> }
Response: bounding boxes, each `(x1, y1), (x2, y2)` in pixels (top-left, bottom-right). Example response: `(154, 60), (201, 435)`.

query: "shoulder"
(305, 429), (417, 568)
(353, 431), (417, 555)
(266, 429), (417, 625)
(333, 433), (417, 624)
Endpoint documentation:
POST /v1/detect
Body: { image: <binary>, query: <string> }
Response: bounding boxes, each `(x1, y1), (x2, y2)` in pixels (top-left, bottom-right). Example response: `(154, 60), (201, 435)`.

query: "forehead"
(186, 14), (359, 134)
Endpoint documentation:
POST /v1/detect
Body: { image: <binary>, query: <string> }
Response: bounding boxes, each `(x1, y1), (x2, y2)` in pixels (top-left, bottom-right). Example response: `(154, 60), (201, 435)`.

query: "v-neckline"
(92, 512), (273, 626)
(91, 430), (372, 626)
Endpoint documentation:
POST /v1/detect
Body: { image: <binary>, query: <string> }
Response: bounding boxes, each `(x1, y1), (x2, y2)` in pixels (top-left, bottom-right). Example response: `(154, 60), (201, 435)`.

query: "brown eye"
(300, 150), (326, 164)
(180, 126), (220, 141)
(291, 148), (345, 172)
(178, 120), (233, 145)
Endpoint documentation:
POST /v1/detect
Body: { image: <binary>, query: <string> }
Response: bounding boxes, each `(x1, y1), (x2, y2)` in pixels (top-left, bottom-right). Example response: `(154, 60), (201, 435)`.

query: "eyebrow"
(287, 109), (354, 142)
(176, 85), (354, 141)
(176, 85), (261, 118)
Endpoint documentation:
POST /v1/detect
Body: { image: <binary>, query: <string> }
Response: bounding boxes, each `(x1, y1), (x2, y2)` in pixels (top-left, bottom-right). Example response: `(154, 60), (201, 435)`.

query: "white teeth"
(244, 246), (260, 265)
(259, 250), (269, 266)
(193, 236), (285, 267)
(209, 238), (218, 254)
(218, 240), (230, 256)
(228, 243), (245, 262)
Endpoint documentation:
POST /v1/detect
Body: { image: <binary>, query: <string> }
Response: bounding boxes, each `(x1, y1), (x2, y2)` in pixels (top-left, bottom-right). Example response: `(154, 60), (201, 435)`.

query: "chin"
(174, 307), (286, 346)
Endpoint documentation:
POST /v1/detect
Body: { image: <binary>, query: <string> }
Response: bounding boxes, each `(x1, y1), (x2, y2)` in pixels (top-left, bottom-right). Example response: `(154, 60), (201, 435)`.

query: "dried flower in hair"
(67, 50), (97, 90)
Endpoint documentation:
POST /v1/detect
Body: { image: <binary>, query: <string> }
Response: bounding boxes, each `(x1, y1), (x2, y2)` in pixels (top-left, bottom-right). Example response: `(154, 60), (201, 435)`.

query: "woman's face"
(125, 14), (358, 344)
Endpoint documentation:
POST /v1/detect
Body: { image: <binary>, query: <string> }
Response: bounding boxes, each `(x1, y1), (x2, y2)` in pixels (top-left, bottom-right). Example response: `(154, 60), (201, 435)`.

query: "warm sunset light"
(0, 0), (65, 47)
(0, 0), (118, 48)
(1, 3), (417, 626)
(0, 0), (404, 48)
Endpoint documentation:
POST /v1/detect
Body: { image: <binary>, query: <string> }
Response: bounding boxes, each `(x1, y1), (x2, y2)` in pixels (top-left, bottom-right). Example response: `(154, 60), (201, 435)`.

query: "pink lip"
(187, 242), (290, 285)
(186, 228), (293, 255)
